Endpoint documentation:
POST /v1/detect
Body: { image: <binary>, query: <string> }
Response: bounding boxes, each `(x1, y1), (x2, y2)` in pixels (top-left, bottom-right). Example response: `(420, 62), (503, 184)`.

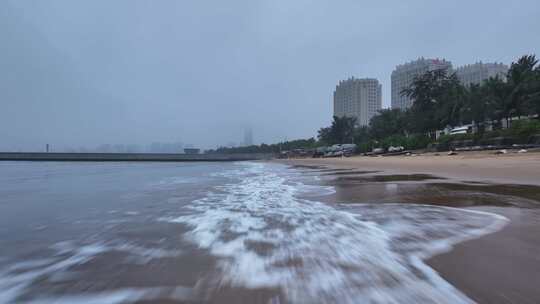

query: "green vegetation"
(503, 119), (540, 141)
(317, 116), (357, 145)
(205, 138), (321, 154)
(208, 54), (540, 155)
(433, 119), (540, 150)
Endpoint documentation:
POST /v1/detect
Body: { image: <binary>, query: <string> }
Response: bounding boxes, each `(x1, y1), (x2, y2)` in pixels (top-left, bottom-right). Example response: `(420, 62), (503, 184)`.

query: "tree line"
(205, 138), (319, 154)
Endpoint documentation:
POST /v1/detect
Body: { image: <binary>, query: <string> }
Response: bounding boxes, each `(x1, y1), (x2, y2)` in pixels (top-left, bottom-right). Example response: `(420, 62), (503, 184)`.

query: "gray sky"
(1, 0), (539, 151)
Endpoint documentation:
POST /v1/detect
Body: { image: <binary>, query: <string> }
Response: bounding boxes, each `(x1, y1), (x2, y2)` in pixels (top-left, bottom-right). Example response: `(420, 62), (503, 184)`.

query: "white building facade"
(243, 127), (253, 146)
(455, 62), (508, 87)
(391, 58), (452, 110)
(333, 77), (382, 126)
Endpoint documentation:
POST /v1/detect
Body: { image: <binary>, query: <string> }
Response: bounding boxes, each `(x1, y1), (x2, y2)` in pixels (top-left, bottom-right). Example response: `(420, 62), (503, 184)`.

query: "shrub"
(358, 142), (373, 153)
(380, 135), (408, 149)
(376, 134), (431, 151)
(406, 134), (431, 150)
(476, 119), (540, 144)
(434, 133), (477, 150)
(506, 119), (540, 142)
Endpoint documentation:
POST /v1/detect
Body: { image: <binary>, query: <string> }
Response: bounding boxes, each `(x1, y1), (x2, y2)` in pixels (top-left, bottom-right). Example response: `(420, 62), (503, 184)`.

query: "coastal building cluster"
(334, 58), (509, 126)
(333, 78), (382, 126)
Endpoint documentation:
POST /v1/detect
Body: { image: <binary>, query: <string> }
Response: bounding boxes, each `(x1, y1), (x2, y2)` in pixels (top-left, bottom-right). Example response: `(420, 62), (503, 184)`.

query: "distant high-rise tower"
(243, 127), (253, 146)
(391, 58), (452, 110)
(333, 77), (382, 126)
(455, 62), (508, 87)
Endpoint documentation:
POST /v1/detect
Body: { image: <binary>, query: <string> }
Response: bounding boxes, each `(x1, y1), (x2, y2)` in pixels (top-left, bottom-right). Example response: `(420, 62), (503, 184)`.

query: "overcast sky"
(1, 0), (539, 151)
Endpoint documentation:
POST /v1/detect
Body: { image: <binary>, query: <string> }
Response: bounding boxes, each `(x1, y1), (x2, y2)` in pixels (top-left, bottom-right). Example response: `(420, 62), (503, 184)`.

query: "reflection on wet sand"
(292, 164), (540, 303)
(334, 173), (445, 182)
(320, 170), (380, 176)
(301, 166), (540, 208)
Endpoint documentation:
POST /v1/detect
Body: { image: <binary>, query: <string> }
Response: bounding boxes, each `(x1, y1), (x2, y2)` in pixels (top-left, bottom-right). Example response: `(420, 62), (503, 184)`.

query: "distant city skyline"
(61, 141), (191, 153)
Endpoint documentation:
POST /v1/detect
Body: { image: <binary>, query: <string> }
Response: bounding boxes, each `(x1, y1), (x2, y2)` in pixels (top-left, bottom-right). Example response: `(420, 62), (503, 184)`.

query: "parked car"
(319, 143), (357, 157)
(449, 125), (473, 135)
(341, 144), (357, 156)
(313, 147), (329, 158)
(372, 147), (385, 154)
(388, 146), (404, 152)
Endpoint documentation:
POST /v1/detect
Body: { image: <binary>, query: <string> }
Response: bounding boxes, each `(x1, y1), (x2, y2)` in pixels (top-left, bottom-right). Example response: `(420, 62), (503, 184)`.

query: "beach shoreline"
(274, 150), (540, 185)
(275, 152), (540, 303)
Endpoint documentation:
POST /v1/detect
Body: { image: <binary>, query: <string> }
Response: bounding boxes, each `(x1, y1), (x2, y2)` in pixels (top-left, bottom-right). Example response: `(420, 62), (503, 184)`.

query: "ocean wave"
(166, 162), (507, 303)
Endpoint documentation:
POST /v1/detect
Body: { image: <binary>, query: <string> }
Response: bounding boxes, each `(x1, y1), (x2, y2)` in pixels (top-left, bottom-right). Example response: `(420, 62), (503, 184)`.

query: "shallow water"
(0, 161), (507, 303)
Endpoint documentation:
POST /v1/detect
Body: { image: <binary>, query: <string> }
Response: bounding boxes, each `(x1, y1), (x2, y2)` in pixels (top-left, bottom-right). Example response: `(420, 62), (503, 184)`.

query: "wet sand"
(428, 207), (540, 304)
(277, 153), (540, 303)
(279, 150), (540, 185)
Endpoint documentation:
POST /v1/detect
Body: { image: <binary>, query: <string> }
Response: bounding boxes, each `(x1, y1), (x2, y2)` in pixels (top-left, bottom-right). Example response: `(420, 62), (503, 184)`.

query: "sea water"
(0, 161), (507, 303)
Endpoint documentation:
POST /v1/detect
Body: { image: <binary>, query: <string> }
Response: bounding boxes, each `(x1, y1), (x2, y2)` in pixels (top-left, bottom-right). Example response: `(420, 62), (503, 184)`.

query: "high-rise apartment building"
(243, 127), (253, 146)
(333, 77), (382, 126)
(391, 58), (452, 110)
(455, 62), (508, 87)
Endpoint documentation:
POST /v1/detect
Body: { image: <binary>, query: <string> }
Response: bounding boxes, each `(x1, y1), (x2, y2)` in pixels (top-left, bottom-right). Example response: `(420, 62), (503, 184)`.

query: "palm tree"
(459, 84), (485, 132)
(331, 115), (357, 144)
(402, 69), (465, 137)
(482, 76), (511, 127)
(317, 116), (357, 145)
(506, 55), (539, 121)
(526, 67), (540, 116)
(369, 109), (407, 139)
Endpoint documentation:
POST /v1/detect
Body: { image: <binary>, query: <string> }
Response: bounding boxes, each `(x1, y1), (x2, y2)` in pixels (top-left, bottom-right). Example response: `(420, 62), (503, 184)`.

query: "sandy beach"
(276, 151), (540, 303)
(279, 150), (540, 185)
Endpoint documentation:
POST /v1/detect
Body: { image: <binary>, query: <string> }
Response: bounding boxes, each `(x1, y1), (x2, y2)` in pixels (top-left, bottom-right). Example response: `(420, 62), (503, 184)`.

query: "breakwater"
(0, 152), (273, 162)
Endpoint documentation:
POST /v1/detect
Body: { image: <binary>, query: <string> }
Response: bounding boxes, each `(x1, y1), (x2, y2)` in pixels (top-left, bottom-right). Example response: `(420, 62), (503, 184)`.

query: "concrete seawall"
(0, 152), (274, 162)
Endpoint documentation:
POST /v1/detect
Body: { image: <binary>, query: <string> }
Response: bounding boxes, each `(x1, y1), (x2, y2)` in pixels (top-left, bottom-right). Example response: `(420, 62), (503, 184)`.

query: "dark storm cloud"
(1, 0), (539, 151)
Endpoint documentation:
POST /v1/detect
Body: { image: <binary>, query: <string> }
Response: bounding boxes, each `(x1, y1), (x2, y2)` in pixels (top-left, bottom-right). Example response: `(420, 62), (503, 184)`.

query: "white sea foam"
(167, 162), (508, 303)
(293, 182), (336, 197)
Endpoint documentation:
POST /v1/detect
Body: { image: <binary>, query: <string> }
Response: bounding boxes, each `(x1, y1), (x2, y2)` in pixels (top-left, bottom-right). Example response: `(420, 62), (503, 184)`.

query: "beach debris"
(518, 149), (528, 153)
(495, 149), (507, 154)
(447, 151), (458, 156)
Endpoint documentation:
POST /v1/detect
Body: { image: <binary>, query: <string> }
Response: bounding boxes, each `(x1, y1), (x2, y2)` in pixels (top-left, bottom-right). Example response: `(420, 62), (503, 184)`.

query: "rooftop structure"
(455, 62), (508, 87)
